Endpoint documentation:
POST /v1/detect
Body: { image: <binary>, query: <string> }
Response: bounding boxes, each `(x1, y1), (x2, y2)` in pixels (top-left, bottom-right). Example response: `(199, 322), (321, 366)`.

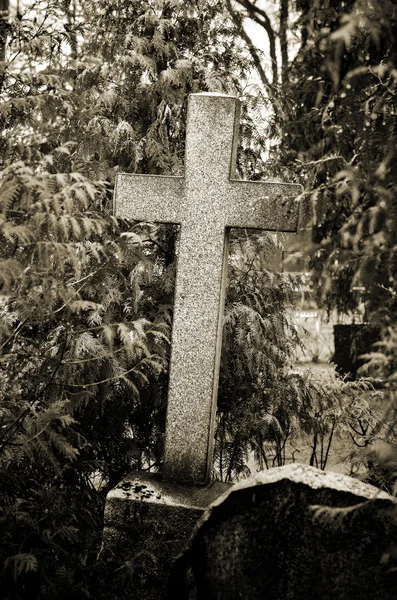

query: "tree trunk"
(0, 0), (9, 93)
(279, 0), (289, 85)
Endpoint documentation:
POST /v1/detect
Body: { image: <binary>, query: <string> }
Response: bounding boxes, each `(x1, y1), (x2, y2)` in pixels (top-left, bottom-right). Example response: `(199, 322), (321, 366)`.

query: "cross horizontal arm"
(225, 181), (303, 232)
(114, 174), (184, 223)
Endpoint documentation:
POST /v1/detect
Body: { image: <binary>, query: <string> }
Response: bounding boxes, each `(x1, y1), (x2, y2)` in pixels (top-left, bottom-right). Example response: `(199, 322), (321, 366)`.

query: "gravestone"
(101, 93), (302, 598)
(333, 323), (380, 379)
(167, 464), (397, 600)
(115, 92), (301, 485)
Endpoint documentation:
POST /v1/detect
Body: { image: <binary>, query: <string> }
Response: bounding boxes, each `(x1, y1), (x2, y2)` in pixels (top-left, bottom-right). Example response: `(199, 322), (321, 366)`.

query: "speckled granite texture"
(114, 93), (302, 484)
(167, 464), (397, 600)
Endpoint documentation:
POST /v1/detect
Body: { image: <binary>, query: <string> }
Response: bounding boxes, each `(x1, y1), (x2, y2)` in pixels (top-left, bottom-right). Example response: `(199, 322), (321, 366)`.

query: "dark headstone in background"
(167, 464), (397, 600)
(333, 324), (380, 379)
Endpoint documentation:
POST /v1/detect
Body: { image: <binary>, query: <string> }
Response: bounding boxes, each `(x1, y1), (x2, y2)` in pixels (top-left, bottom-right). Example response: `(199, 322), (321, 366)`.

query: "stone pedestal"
(100, 471), (230, 600)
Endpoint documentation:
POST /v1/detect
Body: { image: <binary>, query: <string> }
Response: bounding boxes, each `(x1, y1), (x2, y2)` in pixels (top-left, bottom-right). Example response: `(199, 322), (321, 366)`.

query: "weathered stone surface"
(167, 464), (397, 600)
(100, 471), (230, 600)
(114, 92), (302, 485)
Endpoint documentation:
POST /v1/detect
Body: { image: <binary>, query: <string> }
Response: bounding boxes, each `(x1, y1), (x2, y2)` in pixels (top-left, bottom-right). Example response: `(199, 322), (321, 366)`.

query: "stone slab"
(167, 464), (397, 599)
(100, 471), (230, 600)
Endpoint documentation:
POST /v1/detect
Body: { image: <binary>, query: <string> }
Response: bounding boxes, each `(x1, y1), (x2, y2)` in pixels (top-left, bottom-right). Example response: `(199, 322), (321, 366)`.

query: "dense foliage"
(226, 0), (397, 333)
(274, 0), (397, 477)
(229, 0), (397, 480)
(278, 1), (397, 327)
(3, 0), (395, 597)
(0, 1), (310, 597)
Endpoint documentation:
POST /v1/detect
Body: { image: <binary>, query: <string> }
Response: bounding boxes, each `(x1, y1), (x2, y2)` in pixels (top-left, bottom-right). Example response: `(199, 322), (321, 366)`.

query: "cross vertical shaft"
(163, 95), (240, 484)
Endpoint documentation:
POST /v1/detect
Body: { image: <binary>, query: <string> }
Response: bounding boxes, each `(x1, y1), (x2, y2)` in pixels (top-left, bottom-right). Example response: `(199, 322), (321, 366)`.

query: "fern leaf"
(4, 554), (38, 580)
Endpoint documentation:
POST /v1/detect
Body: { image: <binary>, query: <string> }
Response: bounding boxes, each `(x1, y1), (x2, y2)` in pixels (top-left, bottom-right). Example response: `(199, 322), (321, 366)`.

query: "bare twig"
(0, 317), (29, 352)
(69, 354), (164, 388)
(322, 419), (336, 469)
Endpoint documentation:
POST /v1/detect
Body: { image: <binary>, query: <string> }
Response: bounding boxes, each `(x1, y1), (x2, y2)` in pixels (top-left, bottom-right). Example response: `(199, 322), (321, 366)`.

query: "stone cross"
(114, 93), (302, 486)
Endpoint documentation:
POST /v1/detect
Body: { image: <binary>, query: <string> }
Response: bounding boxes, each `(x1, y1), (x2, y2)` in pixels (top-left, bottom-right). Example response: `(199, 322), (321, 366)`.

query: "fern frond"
(4, 553), (38, 579)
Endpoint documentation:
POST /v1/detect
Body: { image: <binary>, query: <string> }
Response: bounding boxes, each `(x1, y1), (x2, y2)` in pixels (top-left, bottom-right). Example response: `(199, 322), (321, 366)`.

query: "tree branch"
(231, 0), (278, 85)
(226, 0), (273, 94)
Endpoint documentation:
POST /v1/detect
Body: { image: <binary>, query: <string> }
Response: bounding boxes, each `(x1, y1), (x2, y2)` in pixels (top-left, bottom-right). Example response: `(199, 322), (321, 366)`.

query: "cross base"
(100, 472), (230, 600)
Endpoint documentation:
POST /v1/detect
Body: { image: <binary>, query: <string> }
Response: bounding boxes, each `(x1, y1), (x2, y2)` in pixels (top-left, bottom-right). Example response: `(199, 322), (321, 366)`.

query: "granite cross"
(114, 93), (302, 486)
